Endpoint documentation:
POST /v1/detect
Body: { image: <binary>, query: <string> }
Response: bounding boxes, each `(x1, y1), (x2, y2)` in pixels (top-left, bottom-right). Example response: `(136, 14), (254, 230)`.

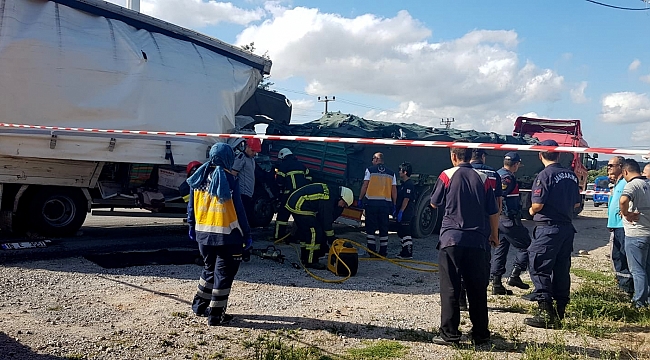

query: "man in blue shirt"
(525, 140), (581, 329)
(430, 147), (499, 346)
(607, 156), (633, 296)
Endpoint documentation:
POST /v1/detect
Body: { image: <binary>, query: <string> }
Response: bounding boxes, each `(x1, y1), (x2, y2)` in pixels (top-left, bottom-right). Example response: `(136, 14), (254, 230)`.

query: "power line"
(584, 0), (650, 10)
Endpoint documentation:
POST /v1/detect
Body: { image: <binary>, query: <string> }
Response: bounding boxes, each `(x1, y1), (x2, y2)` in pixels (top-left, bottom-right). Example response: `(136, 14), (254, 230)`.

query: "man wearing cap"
(491, 152), (531, 294)
(470, 149), (504, 295)
(232, 138), (262, 224)
(525, 139), (581, 329)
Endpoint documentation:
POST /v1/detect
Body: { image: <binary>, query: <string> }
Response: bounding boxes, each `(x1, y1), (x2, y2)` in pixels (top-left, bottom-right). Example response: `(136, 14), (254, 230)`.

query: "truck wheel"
(251, 193), (273, 228)
(28, 187), (87, 237)
(412, 190), (438, 238)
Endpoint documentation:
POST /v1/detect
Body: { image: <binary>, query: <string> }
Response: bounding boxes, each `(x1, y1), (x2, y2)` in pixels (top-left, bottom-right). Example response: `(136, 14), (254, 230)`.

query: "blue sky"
(108, 0), (650, 156)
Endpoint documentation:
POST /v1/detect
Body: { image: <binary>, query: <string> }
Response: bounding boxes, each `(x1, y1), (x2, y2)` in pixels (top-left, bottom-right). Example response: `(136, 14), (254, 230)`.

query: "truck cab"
(513, 116), (598, 217)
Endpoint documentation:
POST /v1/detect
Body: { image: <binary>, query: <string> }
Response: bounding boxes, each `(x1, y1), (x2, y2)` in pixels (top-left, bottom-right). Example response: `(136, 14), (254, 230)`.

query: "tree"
(588, 166), (608, 183)
(241, 42), (275, 91)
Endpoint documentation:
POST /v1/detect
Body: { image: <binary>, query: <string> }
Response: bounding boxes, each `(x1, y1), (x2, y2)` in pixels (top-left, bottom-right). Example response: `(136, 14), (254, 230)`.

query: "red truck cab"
(513, 116), (598, 217)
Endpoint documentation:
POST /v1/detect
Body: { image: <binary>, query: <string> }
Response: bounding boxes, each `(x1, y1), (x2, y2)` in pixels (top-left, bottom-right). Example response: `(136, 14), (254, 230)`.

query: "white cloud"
(600, 92), (650, 124)
(106, 0), (265, 28)
(570, 81), (589, 104)
(631, 126), (650, 142)
(629, 59), (641, 71)
(640, 74), (650, 84)
(236, 5), (564, 131)
(288, 98), (320, 124)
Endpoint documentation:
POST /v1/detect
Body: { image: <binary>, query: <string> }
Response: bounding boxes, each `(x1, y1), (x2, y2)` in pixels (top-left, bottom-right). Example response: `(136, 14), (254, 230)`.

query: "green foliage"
(346, 340), (408, 359)
(246, 336), (330, 360)
(587, 166), (608, 183)
(241, 42), (275, 91)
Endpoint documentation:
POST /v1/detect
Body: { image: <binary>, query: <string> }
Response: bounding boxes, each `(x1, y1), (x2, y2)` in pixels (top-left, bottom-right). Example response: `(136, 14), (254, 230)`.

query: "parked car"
(585, 183), (595, 201)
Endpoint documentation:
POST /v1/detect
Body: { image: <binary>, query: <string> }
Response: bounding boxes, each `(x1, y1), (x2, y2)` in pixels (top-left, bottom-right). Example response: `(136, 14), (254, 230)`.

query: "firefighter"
(273, 148), (311, 241)
(285, 183), (354, 269)
(186, 143), (252, 326)
(357, 152), (397, 257)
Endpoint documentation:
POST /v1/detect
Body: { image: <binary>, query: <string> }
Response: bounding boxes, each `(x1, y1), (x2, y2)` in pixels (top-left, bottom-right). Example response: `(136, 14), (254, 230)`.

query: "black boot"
(379, 245), (388, 257)
(491, 276), (507, 295)
(396, 244), (413, 259)
(524, 301), (558, 329)
(507, 267), (530, 289)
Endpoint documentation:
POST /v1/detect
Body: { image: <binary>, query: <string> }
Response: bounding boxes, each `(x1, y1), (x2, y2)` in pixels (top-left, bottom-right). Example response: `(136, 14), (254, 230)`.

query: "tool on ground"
(327, 239), (359, 277)
(252, 245), (285, 264)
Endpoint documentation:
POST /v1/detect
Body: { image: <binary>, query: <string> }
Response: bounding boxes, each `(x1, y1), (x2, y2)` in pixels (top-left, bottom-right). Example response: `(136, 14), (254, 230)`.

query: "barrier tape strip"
(580, 190), (610, 195)
(2, 122), (649, 157)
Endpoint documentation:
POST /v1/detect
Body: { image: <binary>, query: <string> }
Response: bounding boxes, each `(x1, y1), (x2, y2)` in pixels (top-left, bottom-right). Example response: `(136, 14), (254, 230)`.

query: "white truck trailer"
(0, 0), (271, 236)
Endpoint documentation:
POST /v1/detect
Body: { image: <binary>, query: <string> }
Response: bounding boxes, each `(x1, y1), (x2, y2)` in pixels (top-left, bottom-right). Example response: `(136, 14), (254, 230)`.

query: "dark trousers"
(274, 195), (291, 239)
(192, 243), (242, 325)
(439, 245), (490, 342)
(293, 214), (326, 264)
(241, 194), (255, 227)
(528, 224), (574, 305)
(365, 205), (390, 255)
(491, 222), (530, 277)
(611, 227), (634, 294)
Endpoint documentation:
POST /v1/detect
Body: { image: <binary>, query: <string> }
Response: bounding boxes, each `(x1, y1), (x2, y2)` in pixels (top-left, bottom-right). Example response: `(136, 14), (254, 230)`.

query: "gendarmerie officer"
(492, 152), (531, 292)
(525, 139), (581, 328)
(273, 148), (311, 241)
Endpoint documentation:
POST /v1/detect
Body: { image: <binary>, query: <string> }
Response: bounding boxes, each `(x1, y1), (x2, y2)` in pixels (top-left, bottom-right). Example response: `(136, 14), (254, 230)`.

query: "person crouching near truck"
(357, 152), (397, 257)
(395, 162), (415, 259)
(285, 183), (354, 269)
(186, 143), (252, 326)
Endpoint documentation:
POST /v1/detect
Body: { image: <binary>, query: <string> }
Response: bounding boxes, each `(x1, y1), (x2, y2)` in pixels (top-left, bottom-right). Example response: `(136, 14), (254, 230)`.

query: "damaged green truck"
(260, 109), (597, 238)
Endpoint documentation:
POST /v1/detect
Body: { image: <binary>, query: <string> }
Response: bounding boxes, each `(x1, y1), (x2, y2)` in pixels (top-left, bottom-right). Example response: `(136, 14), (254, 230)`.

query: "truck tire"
(251, 192), (274, 228)
(27, 187), (87, 237)
(411, 189), (438, 238)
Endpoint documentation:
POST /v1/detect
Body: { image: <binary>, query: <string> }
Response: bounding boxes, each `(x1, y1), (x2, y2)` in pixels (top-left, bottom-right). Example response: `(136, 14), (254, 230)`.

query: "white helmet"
(278, 148), (293, 160)
(339, 186), (354, 207)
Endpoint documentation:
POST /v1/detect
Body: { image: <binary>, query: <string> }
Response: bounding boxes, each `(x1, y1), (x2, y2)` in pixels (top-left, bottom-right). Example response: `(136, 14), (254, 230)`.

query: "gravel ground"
(1, 205), (647, 359)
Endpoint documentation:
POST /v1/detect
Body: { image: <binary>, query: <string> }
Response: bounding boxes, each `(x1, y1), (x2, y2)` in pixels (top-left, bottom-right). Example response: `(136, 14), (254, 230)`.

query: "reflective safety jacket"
(276, 155), (311, 194)
(364, 164), (395, 206)
(187, 172), (250, 246)
(285, 183), (344, 239)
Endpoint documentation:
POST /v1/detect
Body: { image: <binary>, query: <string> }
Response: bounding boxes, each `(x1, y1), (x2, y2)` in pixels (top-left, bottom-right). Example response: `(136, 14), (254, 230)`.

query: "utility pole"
(126, 0), (140, 12)
(441, 117), (455, 129)
(318, 96), (335, 113)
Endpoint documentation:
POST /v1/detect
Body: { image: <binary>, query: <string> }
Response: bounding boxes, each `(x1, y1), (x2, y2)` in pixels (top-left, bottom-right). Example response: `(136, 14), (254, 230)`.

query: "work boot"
(491, 276), (507, 295)
(379, 245), (388, 257)
(524, 301), (558, 329)
(367, 243), (378, 258)
(507, 267), (530, 289)
(396, 244), (413, 259)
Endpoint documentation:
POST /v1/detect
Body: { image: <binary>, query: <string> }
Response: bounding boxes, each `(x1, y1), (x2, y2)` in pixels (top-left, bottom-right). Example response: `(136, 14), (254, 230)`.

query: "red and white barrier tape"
(580, 190), (610, 195)
(2, 122), (649, 157)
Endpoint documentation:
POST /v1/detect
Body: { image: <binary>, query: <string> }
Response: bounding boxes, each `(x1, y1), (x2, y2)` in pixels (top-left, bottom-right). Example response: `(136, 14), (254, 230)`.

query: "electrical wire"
(584, 0), (650, 10)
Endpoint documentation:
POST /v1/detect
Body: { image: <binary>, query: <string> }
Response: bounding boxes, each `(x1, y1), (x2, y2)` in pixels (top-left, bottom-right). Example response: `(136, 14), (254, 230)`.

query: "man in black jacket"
(273, 148), (311, 241)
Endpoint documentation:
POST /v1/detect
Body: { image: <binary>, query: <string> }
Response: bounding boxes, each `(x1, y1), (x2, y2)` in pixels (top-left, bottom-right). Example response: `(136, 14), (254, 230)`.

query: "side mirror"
(592, 153), (599, 159)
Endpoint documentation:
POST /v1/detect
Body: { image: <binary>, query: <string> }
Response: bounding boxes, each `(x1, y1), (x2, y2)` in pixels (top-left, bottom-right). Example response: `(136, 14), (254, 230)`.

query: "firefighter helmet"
(278, 148), (293, 160)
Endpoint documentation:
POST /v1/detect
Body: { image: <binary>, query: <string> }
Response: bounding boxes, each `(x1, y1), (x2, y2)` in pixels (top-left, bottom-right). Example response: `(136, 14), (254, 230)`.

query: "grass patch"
(571, 268), (616, 285)
(246, 336), (331, 360)
(63, 354), (85, 360)
(46, 305), (62, 311)
(346, 340), (408, 359)
(171, 311), (189, 319)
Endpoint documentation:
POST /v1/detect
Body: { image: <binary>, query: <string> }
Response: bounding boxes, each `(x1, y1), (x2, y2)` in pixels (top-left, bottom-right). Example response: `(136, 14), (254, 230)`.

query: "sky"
(107, 0), (650, 155)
